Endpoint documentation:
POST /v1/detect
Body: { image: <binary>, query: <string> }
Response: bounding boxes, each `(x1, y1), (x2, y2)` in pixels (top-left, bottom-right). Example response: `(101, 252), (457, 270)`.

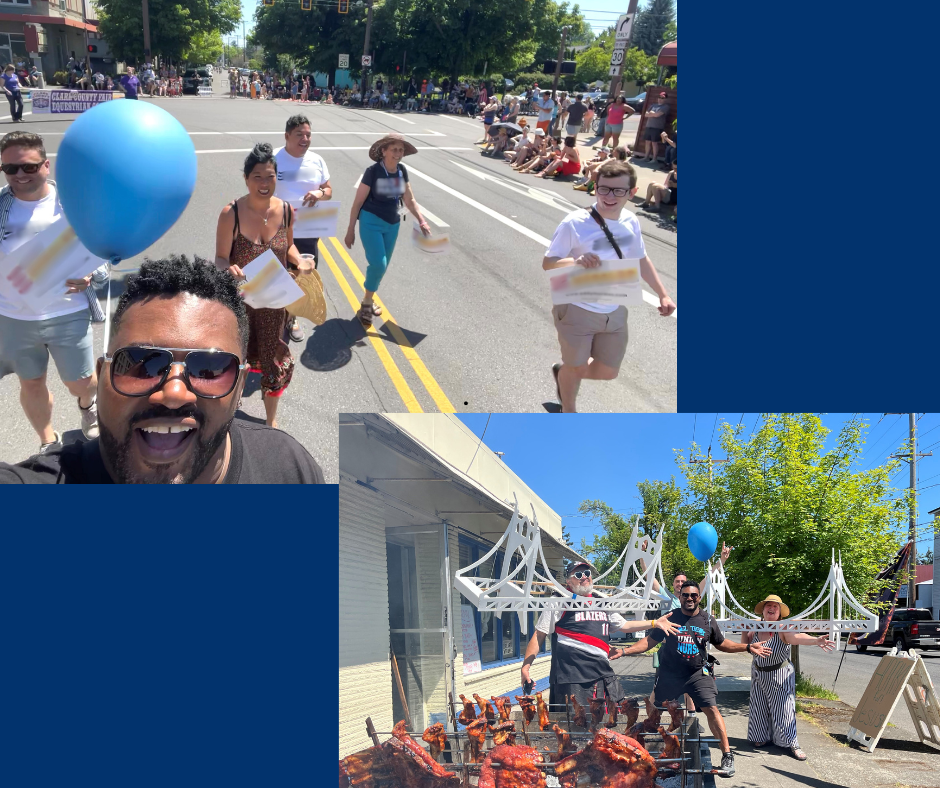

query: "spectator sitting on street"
(573, 146), (610, 190)
(660, 130), (677, 168)
(641, 160), (677, 216)
(516, 136), (558, 174)
(535, 135), (581, 179)
(509, 128), (546, 168)
(502, 127), (532, 164)
(482, 127), (510, 157)
(575, 146), (627, 195)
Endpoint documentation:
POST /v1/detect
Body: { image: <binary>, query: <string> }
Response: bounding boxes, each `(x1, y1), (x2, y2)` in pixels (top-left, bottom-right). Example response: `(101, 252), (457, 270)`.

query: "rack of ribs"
(514, 695), (537, 728)
(422, 723), (447, 761)
(569, 696), (588, 729)
(552, 723), (577, 759)
(474, 693), (498, 724)
(339, 720), (459, 787)
(657, 726), (682, 768)
(490, 721), (517, 746)
(536, 691), (550, 731)
(458, 694), (477, 726)
(466, 716), (489, 763)
(617, 697), (641, 730)
(555, 729), (658, 788)
(478, 744), (547, 788)
(492, 696), (513, 723)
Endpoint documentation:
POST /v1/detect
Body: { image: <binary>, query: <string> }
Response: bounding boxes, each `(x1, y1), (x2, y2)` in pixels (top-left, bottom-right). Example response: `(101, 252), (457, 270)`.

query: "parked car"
(856, 607), (940, 652)
(625, 92), (646, 113)
(182, 68), (211, 95)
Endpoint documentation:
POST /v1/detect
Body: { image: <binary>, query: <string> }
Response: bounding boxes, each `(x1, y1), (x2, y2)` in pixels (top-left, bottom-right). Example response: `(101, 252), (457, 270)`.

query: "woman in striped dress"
(741, 595), (835, 761)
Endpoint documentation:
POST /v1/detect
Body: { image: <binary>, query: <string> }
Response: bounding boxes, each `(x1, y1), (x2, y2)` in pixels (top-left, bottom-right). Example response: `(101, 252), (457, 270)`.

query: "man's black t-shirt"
(648, 608), (724, 678)
(360, 161), (409, 225)
(0, 419), (325, 484)
(566, 101), (587, 127)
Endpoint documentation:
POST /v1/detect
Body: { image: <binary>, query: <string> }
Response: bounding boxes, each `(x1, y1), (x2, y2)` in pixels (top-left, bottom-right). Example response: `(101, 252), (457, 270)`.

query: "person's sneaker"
(289, 318), (305, 343)
(573, 183), (590, 191)
(79, 396), (99, 439)
(717, 751), (735, 778)
(39, 431), (63, 455)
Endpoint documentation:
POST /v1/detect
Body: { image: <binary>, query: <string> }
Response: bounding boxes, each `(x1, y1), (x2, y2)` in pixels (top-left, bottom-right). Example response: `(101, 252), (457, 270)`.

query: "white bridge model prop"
(455, 495), (879, 641)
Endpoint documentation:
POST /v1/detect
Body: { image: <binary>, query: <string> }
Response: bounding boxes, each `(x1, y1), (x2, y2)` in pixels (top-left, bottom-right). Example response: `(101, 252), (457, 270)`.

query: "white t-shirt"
(273, 147), (331, 232)
(0, 185), (90, 320)
(532, 87), (542, 101)
(545, 206), (647, 314)
(536, 608), (627, 634)
(537, 97), (555, 122)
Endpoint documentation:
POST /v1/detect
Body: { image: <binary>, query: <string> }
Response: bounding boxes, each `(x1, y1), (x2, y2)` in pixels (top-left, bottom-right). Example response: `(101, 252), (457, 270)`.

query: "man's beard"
(570, 579), (593, 595)
(98, 416), (232, 484)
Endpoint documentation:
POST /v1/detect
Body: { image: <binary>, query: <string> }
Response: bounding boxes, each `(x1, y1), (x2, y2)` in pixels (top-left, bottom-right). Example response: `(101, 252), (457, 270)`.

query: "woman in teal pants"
(344, 133), (433, 327)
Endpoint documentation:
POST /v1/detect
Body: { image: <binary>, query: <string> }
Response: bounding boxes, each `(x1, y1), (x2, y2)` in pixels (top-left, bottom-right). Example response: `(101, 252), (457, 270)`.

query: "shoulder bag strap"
(231, 200), (239, 239)
(589, 206), (623, 259)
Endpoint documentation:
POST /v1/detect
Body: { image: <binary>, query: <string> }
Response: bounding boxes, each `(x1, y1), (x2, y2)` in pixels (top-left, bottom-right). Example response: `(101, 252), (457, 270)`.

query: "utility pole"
(141, 0), (151, 61)
(242, 21), (247, 66)
(609, 0), (640, 99)
(551, 26), (570, 100)
(361, 0), (374, 99)
(889, 414), (933, 607)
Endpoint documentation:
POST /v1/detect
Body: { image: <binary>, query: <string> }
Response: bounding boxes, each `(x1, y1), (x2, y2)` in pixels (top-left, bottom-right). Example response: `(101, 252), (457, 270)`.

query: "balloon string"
(103, 255), (120, 357)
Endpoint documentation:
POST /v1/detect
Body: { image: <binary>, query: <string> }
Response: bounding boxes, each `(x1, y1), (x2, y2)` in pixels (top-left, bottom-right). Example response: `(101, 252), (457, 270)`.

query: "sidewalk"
(613, 649), (940, 788)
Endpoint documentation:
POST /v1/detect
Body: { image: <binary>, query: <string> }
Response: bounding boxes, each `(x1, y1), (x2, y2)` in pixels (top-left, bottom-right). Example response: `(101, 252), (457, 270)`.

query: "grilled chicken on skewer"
(490, 721), (517, 746)
(466, 716), (488, 763)
(569, 695), (588, 729)
(552, 723), (577, 759)
(492, 696), (513, 723)
(422, 723), (447, 761)
(590, 697), (607, 729)
(514, 695), (537, 728)
(536, 691), (550, 731)
(556, 729), (657, 788)
(479, 744), (546, 788)
(458, 694), (477, 726)
(473, 693), (497, 724)
(618, 697), (641, 729)
(658, 725), (683, 768)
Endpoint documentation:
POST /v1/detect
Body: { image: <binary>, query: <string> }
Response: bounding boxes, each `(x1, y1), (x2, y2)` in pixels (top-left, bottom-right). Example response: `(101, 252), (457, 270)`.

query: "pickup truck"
(856, 607), (940, 652)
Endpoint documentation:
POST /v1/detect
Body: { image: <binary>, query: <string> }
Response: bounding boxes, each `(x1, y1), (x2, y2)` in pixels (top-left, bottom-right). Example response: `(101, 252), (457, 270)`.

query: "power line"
(692, 413), (697, 445)
(465, 413), (492, 473)
(709, 413), (718, 453)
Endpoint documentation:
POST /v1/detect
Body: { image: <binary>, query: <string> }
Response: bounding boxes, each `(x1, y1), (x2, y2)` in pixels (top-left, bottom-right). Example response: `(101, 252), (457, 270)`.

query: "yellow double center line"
(318, 238), (455, 413)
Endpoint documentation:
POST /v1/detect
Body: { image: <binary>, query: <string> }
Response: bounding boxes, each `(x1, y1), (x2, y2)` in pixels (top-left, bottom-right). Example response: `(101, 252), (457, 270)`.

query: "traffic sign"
(339, 54), (349, 69)
(361, 55), (372, 67)
(615, 13), (634, 41)
(610, 49), (624, 66)
(609, 65), (622, 77)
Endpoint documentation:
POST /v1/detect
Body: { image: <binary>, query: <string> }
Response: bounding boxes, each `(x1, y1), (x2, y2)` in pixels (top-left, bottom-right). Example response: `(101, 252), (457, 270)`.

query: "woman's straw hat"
(754, 594), (790, 619)
(368, 133), (418, 162)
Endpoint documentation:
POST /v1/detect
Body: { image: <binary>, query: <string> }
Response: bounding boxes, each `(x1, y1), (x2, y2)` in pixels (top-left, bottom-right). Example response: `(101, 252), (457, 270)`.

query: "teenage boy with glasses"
(0, 256), (324, 484)
(520, 561), (679, 714)
(542, 159), (676, 412)
(0, 131), (106, 453)
(615, 580), (772, 778)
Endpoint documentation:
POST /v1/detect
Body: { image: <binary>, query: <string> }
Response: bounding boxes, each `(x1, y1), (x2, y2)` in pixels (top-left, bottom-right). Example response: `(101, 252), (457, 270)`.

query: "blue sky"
(455, 414), (940, 557)
(234, 0), (672, 44)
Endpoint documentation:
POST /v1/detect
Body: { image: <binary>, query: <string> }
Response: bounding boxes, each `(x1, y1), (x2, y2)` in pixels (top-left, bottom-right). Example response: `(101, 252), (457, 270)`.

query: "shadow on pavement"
(831, 733), (940, 754)
(234, 409), (266, 425)
(375, 319), (428, 350)
(299, 317), (363, 372)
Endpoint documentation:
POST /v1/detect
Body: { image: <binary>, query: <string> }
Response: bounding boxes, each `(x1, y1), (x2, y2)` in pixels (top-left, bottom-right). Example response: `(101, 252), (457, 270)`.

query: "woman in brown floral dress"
(215, 142), (311, 429)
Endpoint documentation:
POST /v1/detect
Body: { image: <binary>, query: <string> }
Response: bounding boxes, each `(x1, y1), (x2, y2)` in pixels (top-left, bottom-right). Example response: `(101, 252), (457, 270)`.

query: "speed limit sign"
(338, 54), (349, 69)
(361, 55), (372, 67)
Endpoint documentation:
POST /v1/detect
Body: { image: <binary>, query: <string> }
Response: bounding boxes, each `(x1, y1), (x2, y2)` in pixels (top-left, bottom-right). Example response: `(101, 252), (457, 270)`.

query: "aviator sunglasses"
(102, 347), (247, 399)
(680, 592), (700, 600)
(1, 161), (46, 175)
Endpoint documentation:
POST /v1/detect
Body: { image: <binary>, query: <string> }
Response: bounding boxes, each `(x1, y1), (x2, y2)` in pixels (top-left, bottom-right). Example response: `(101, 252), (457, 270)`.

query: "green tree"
(663, 21), (677, 44)
(918, 549), (933, 565)
(184, 29), (224, 66)
(97, 0), (239, 63)
(676, 414), (907, 617)
(574, 46), (610, 85)
(621, 46), (657, 89)
(630, 0), (675, 57)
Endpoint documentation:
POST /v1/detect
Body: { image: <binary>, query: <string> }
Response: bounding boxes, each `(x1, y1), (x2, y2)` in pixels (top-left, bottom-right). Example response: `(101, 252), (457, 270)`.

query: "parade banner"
(289, 200), (340, 238)
(411, 223), (450, 254)
(30, 89), (115, 114)
(0, 217), (104, 313)
(239, 248), (304, 309)
(547, 257), (643, 306)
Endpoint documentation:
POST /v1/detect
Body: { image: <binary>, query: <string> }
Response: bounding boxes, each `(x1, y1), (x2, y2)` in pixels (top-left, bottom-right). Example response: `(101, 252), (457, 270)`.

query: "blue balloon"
(55, 99), (196, 261)
(688, 521), (718, 562)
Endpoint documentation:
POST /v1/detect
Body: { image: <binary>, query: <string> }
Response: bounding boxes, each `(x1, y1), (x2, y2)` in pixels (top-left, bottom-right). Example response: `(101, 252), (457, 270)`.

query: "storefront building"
(0, 0), (105, 79)
(338, 413), (589, 758)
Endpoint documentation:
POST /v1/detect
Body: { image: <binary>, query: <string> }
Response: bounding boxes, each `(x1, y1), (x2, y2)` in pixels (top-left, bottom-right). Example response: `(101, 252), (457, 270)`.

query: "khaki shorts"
(552, 303), (628, 369)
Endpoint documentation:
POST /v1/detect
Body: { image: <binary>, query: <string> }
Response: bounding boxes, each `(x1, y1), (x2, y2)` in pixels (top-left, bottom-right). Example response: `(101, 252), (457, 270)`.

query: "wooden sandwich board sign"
(847, 648), (940, 753)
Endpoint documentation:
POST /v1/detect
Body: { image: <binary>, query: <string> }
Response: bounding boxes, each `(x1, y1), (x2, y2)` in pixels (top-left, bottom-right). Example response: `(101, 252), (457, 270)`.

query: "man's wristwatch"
(746, 642), (753, 655)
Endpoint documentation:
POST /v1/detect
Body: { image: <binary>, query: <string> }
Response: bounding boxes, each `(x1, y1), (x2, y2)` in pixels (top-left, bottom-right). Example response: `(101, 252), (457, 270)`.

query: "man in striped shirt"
(520, 561), (679, 712)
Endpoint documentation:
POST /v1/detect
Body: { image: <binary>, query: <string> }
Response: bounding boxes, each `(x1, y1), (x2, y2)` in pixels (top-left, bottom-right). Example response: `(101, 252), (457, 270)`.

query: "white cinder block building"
(338, 413), (588, 758)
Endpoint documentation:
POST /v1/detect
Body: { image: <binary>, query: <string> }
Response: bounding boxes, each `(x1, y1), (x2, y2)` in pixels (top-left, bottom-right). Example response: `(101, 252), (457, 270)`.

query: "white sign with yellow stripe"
(238, 249), (304, 310)
(546, 257), (643, 307)
(411, 222), (450, 254)
(289, 200), (341, 239)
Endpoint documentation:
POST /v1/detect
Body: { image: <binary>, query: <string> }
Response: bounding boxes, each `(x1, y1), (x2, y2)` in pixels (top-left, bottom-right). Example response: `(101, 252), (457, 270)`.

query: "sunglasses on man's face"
(681, 593), (700, 600)
(571, 570), (592, 580)
(1, 162), (45, 175)
(102, 346), (247, 399)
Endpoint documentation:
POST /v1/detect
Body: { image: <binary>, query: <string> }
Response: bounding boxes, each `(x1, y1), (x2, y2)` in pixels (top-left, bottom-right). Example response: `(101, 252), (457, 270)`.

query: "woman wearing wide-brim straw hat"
(740, 594), (836, 762)
(344, 133), (432, 328)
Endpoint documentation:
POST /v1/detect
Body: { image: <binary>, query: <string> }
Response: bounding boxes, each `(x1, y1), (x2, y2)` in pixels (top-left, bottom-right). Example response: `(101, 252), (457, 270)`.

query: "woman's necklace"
(246, 199), (272, 225)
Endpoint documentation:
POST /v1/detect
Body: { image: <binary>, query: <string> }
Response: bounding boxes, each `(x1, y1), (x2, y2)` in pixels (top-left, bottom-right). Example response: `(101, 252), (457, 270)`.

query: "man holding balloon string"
(614, 522), (773, 779)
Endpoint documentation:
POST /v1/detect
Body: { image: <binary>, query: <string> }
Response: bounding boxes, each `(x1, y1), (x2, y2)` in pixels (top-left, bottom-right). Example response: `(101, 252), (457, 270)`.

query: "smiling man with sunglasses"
(0, 256), (324, 483)
(615, 580), (772, 778)
(543, 159), (676, 412)
(521, 561), (679, 715)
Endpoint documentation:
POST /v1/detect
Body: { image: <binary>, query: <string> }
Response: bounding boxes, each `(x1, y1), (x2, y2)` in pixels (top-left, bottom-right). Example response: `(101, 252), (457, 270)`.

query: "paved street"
(0, 90), (677, 481)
